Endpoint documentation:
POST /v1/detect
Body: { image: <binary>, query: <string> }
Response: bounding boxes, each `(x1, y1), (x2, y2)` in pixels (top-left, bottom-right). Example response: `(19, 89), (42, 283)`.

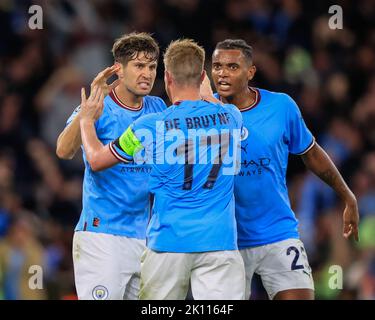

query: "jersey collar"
(173, 99), (205, 106)
(109, 89), (143, 111)
(219, 87), (261, 112)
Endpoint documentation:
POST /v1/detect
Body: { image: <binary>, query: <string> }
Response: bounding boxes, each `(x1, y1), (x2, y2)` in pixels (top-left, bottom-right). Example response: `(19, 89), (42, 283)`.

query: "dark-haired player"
(56, 33), (166, 300)
(209, 39), (359, 300)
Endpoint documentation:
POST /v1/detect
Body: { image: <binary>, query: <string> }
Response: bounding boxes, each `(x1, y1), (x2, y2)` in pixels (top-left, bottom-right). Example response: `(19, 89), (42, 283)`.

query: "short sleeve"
(109, 113), (158, 163)
(155, 97), (167, 111)
(285, 94), (315, 155)
(66, 105), (81, 126)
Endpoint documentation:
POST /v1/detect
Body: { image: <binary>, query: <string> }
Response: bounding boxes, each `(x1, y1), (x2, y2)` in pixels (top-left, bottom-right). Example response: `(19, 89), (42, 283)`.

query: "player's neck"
(171, 86), (201, 104)
(222, 88), (256, 110)
(114, 85), (143, 109)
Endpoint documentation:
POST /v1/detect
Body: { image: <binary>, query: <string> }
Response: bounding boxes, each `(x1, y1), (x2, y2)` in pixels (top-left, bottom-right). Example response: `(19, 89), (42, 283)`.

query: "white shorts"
(72, 231), (146, 300)
(240, 238), (314, 300)
(139, 248), (246, 300)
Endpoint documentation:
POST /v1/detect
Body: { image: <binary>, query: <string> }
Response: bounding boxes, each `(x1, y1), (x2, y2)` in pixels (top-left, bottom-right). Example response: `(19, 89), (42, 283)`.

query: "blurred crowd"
(0, 0), (374, 299)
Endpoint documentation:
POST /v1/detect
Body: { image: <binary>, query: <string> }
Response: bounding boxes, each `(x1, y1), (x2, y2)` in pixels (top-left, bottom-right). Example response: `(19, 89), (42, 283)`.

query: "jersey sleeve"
(110, 126), (142, 163)
(285, 94), (315, 155)
(155, 97), (168, 111)
(66, 105), (81, 126)
(109, 113), (158, 163)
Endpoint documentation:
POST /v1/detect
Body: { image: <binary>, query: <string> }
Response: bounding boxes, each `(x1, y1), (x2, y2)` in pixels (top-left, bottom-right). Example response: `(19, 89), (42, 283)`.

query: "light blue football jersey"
(215, 88), (314, 248)
(67, 90), (166, 239)
(111, 100), (243, 252)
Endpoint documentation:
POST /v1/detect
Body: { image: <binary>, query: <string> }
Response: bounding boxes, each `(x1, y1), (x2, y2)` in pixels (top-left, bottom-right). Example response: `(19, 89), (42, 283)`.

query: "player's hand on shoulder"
(91, 65), (121, 96)
(80, 85), (105, 122)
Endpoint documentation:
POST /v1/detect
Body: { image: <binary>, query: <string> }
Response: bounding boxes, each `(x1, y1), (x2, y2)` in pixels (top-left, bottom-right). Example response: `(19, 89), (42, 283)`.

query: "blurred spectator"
(35, 66), (84, 148)
(0, 214), (46, 299)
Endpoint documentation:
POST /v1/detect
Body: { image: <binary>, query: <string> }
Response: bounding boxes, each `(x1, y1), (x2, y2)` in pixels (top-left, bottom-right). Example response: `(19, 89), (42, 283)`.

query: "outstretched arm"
(80, 86), (119, 171)
(301, 143), (359, 241)
(56, 65), (120, 160)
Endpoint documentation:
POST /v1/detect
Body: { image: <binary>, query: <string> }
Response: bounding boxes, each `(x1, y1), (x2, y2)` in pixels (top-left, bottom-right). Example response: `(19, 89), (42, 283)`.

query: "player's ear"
(115, 62), (124, 79)
(200, 70), (206, 85)
(248, 65), (256, 81)
(164, 70), (173, 85)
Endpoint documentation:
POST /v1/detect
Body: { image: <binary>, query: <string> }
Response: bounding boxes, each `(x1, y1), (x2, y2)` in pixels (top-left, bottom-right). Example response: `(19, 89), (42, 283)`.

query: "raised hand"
(91, 65), (121, 96)
(80, 85), (105, 122)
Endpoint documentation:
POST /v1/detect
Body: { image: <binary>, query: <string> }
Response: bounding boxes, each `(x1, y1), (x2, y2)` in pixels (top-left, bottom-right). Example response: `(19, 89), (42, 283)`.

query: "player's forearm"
(80, 118), (105, 171)
(56, 114), (82, 159)
(301, 143), (357, 205)
(80, 118), (119, 171)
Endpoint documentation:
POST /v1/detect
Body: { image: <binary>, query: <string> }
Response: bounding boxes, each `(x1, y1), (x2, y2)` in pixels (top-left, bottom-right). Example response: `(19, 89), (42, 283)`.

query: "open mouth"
(217, 80), (231, 90)
(138, 82), (150, 90)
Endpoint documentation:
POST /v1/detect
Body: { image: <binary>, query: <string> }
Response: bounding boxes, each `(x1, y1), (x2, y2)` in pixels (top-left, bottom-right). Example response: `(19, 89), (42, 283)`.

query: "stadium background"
(0, 0), (374, 300)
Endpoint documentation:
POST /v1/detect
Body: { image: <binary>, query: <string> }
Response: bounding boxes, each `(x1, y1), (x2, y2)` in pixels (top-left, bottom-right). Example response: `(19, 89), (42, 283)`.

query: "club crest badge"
(92, 285), (109, 300)
(241, 127), (249, 141)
